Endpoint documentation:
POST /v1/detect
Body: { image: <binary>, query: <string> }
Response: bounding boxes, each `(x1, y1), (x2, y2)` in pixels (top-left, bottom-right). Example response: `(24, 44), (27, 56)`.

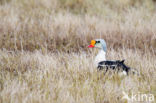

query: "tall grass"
(0, 50), (156, 103)
(0, 0), (155, 52)
(0, 0), (156, 103)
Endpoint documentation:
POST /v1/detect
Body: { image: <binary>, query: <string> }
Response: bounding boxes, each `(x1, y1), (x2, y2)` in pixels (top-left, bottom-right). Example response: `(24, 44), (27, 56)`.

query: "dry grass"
(0, 0), (156, 103)
(0, 50), (156, 103)
(0, 0), (156, 52)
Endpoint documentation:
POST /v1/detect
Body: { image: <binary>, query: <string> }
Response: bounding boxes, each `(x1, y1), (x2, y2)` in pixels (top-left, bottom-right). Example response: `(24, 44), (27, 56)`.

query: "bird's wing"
(98, 60), (120, 66)
(97, 60), (120, 70)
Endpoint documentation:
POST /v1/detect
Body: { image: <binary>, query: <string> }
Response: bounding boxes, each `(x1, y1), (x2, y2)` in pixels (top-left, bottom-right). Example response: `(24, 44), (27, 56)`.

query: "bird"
(88, 39), (135, 75)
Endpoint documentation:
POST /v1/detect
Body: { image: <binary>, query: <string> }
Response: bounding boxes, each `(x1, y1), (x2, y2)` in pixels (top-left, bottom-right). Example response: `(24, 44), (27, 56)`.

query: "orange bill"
(88, 40), (96, 48)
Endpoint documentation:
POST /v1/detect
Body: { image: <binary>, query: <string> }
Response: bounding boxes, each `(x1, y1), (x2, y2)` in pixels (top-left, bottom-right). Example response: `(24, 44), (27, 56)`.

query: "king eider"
(88, 39), (135, 75)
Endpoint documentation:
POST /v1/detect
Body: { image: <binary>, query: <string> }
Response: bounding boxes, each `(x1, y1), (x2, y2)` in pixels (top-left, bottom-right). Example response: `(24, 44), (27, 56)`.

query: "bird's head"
(88, 39), (107, 52)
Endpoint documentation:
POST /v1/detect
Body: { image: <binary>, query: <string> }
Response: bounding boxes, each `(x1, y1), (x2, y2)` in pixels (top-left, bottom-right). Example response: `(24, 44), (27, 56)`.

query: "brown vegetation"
(0, 0), (156, 103)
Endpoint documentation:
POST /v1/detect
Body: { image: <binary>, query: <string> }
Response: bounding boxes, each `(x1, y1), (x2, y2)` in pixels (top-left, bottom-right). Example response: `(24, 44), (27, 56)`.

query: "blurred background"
(0, 0), (156, 53)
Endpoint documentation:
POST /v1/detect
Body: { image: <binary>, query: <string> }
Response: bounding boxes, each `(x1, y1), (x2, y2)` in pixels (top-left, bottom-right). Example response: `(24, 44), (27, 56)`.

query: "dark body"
(97, 60), (131, 75)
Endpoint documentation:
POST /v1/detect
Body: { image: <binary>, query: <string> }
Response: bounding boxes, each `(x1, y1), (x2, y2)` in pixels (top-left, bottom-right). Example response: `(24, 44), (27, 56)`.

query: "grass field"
(0, 0), (156, 103)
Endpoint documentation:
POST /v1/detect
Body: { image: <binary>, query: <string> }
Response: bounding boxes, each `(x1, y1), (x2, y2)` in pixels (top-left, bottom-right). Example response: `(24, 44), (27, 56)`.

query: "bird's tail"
(119, 60), (140, 76)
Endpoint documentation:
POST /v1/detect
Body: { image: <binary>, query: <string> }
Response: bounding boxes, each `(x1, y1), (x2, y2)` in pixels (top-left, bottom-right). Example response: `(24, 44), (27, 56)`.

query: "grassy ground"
(0, 0), (156, 103)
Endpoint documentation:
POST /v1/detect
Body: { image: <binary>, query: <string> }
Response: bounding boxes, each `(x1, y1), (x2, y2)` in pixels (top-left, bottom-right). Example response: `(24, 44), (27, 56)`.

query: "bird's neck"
(94, 50), (106, 67)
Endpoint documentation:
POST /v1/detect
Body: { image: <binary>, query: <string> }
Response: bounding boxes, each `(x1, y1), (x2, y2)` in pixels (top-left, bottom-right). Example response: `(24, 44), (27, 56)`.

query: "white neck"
(94, 50), (106, 67)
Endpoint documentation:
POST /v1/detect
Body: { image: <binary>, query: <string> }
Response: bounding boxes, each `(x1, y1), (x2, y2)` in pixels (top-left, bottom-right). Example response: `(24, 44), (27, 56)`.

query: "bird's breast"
(94, 50), (106, 67)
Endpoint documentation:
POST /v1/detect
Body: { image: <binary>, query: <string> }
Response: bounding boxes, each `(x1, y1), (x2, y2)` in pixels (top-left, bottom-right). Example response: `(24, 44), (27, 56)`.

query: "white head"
(88, 39), (107, 52)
